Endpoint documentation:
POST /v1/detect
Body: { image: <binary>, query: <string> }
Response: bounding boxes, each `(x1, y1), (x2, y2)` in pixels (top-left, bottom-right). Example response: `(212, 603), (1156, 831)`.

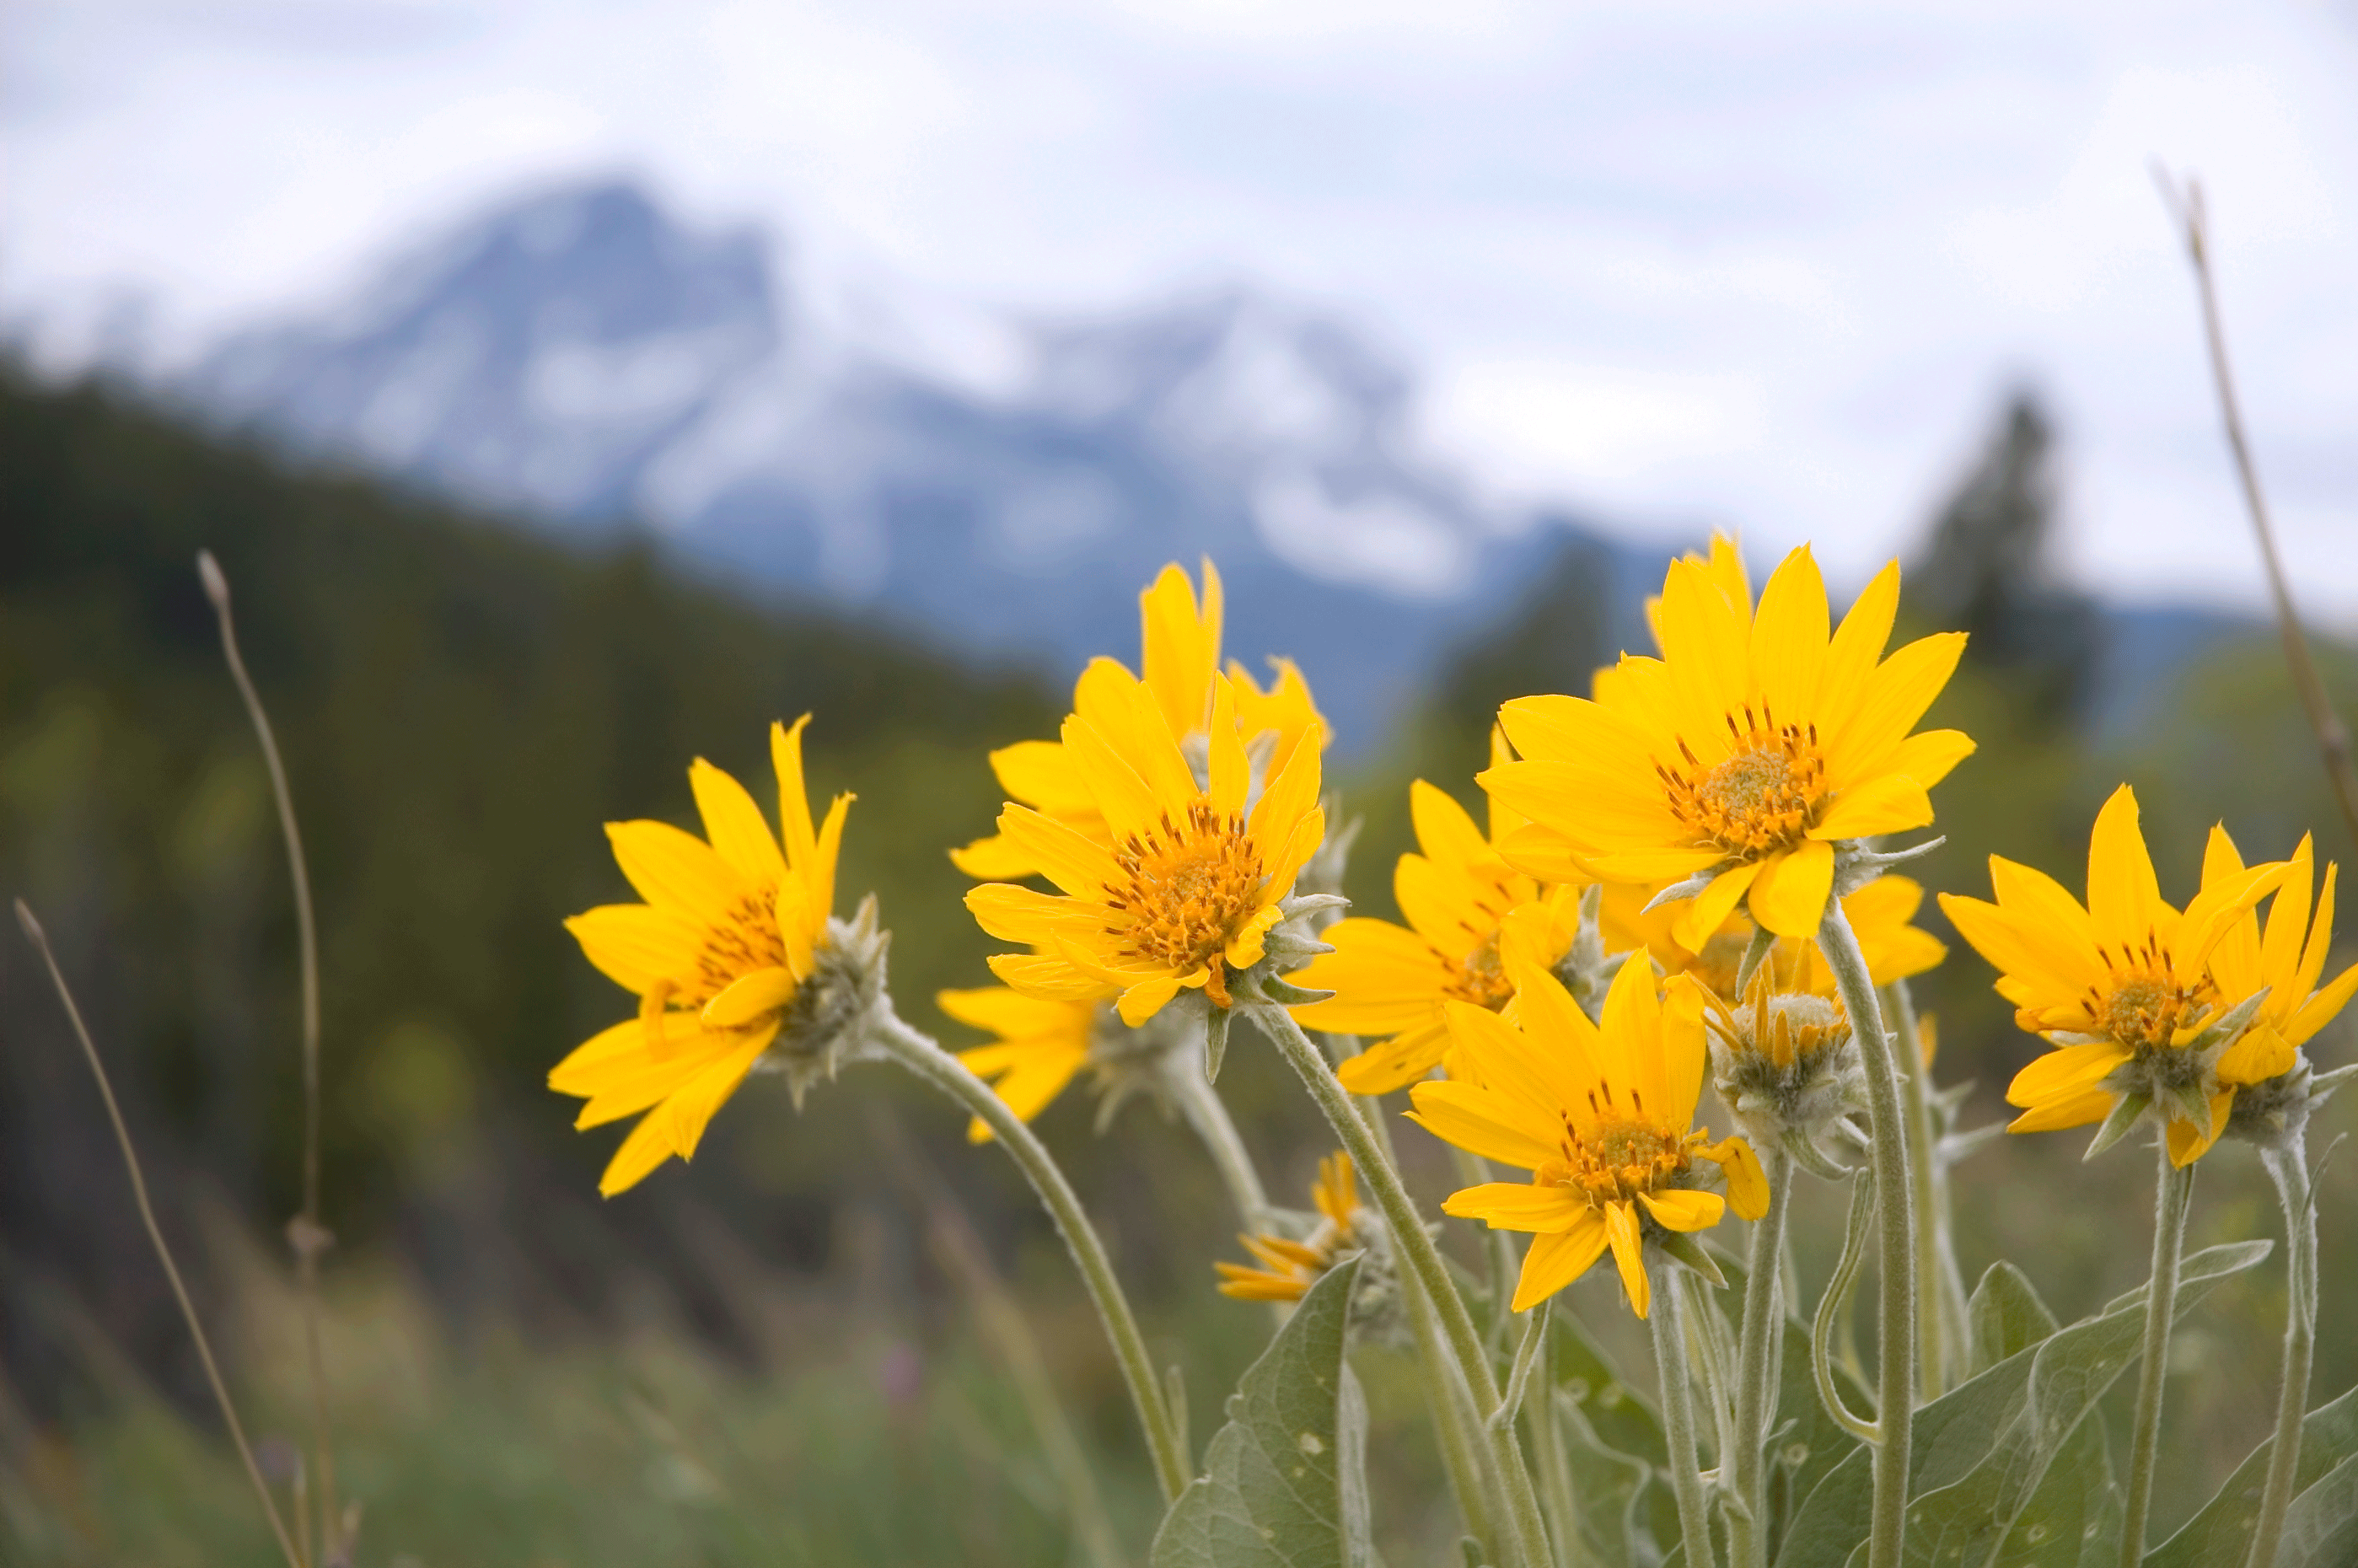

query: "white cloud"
(5, 0), (2355, 619)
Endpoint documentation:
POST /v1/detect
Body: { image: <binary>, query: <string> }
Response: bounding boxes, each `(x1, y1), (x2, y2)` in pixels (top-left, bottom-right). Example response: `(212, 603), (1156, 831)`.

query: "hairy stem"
(2123, 1146), (2196, 1568)
(1249, 1001), (1553, 1568)
(18, 901), (303, 1568)
(1346, 1074), (1502, 1557)
(872, 1006), (1190, 1504)
(200, 550), (338, 1560)
(1168, 1057), (1273, 1232)
(1652, 1270), (1721, 1568)
(1817, 899), (1915, 1568)
(2248, 1137), (2316, 1568)
(1884, 980), (1954, 1399)
(1727, 1152), (1791, 1568)
(1812, 1171), (1881, 1445)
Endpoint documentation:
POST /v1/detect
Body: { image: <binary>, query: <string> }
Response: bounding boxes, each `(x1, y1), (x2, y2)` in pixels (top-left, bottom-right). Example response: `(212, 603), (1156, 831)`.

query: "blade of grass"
(198, 549), (341, 1565)
(16, 899), (303, 1568)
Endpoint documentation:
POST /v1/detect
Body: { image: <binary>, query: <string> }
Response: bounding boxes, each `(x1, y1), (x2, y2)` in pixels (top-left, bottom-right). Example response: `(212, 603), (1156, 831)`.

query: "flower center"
(2097, 962), (2209, 1050)
(1106, 798), (1265, 1002)
(692, 886), (789, 1001)
(1540, 1114), (1700, 1206)
(1444, 932), (1516, 1010)
(1660, 708), (1829, 858)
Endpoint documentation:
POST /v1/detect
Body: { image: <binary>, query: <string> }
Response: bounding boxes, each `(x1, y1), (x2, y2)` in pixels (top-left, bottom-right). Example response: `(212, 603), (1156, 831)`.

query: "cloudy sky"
(8, 0), (2355, 614)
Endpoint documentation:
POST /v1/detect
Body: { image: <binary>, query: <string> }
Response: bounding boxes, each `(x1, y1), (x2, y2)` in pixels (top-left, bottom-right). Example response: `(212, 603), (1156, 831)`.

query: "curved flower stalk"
(554, 717), (867, 1195)
(1415, 953), (1769, 1318)
(1291, 733), (1582, 1094)
(1936, 783), (2292, 1166)
(1937, 783), (2296, 1568)
(967, 668), (1325, 1024)
(2205, 830), (2358, 1568)
(940, 984), (1273, 1227)
(953, 561), (1324, 879)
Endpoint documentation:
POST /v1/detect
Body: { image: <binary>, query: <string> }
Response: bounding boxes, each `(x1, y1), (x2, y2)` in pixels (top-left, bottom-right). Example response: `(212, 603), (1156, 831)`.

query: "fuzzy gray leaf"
(1969, 1261), (2061, 1377)
(1151, 1259), (1370, 1568)
(2145, 1386), (2358, 1568)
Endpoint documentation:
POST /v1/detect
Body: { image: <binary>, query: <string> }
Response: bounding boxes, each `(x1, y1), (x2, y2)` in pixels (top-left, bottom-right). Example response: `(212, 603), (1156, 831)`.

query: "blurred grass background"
(2, 371), (2352, 1564)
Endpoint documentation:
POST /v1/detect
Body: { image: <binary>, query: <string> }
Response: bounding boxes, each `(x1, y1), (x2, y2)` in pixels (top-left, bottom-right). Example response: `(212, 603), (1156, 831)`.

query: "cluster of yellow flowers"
(550, 540), (2354, 1320)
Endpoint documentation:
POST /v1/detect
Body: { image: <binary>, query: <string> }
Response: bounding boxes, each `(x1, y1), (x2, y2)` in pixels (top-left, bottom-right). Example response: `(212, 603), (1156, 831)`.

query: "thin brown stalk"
(197, 550), (341, 1564)
(2154, 172), (2358, 850)
(15, 899), (303, 1568)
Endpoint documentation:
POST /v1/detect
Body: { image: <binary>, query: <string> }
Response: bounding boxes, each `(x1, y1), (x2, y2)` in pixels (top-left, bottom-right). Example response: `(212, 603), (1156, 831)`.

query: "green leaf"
(2275, 1454), (2358, 1568)
(1769, 1311), (1869, 1563)
(2145, 1386), (2358, 1568)
(1773, 1242), (2270, 1568)
(1545, 1306), (1677, 1565)
(1151, 1259), (1372, 1568)
(1968, 1262), (2061, 1377)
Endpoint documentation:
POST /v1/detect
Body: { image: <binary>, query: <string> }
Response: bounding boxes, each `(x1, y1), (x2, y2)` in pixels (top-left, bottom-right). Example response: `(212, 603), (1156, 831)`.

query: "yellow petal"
(1748, 838), (1834, 938)
(1405, 1081), (1563, 1170)
(1605, 1201), (1651, 1318)
(1512, 1212), (1611, 1312)
(606, 819), (746, 923)
(1815, 561), (1899, 743)
(550, 1017), (646, 1095)
(987, 953), (1118, 1001)
(987, 738), (1098, 814)
(1637, 1187), (1725, 1233)
(771, 717), (819, 873)
(1670, 861), (1760, 954)
(1335, 1023), (1452, 1096)
(1140, 561), (1221, 740)
(1116, 973), (1185, 1027)
(2085, 785), (2165, 953)
(702, 965), (798, 1028)
(1750, 545), (1829, 722)
(1442, 1182), (1590, 1232)
(690, 758), (787, 886)
(2006, 1039), (2131, 1107)
(1705, 1136), (1770, 1220)
(1810, 774), (1935, 843)
(2006, 1087), (2118, 1135)
(564, 904), (706, 994)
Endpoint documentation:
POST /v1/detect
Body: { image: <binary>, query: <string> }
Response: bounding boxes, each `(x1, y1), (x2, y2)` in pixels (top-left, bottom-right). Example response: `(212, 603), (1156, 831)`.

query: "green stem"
(1817, 899), (1915, 1568)
(1494, 1300), (1550, 1432)
(1727, 1152), (1791, 1568)
(2122, 1145), (2196, 1568)
(1350, 1078), (1502, 1558)
(1168, 1060), (1273, 1232)
(1651, 1270), (1721, 1568)
(1884, 980), (1952, 1401)
(872, 1007), (1190, 1504)
(2248, 1136), (2314, 1568)
(1449, 1142), (1521, 1361)
(1249, 1001), (1555, 1568)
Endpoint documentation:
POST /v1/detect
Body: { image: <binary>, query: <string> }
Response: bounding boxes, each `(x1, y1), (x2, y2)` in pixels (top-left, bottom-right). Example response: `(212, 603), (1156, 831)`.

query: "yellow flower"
(1483, 545), (1974, 951)
(1602, 873), (1947, 1001)
(1216, 1153), (1367, 1302)
(967, 668), (1325, 1024)
(1290, 733), (1582, 1095)
(953, 561), (1324, 879)
(1413, 953), (1768, 1318)
(2202, 828), (2358, 1094)
(553, 718), (853, 1195)
(1937, 783), (2291, 1166)
(937, 985), (1096, 1144)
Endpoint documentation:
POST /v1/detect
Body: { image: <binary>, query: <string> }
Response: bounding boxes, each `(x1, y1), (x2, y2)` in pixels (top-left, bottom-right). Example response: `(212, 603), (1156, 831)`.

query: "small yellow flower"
(1938, 783), (2291, 1166)
(2202, 828), (2358, 1095)
(1483, 545), (1974, 950)
(937, 986), (1096, 1144)
(1217, 1153), (1367, 1302)
(554, 718), (852, 1195)
(953, 561), (1324, 879)
(1414, 953), (1767, 1318)
(1290, 733), (1582, 1095)
(967, 668), (1325, 1024)
(1602, 873), (1947, 1001)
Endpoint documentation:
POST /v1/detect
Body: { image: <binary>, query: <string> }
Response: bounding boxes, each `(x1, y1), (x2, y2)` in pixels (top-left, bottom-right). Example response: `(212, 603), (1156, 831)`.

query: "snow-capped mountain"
(181, 179), (1629, 744)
